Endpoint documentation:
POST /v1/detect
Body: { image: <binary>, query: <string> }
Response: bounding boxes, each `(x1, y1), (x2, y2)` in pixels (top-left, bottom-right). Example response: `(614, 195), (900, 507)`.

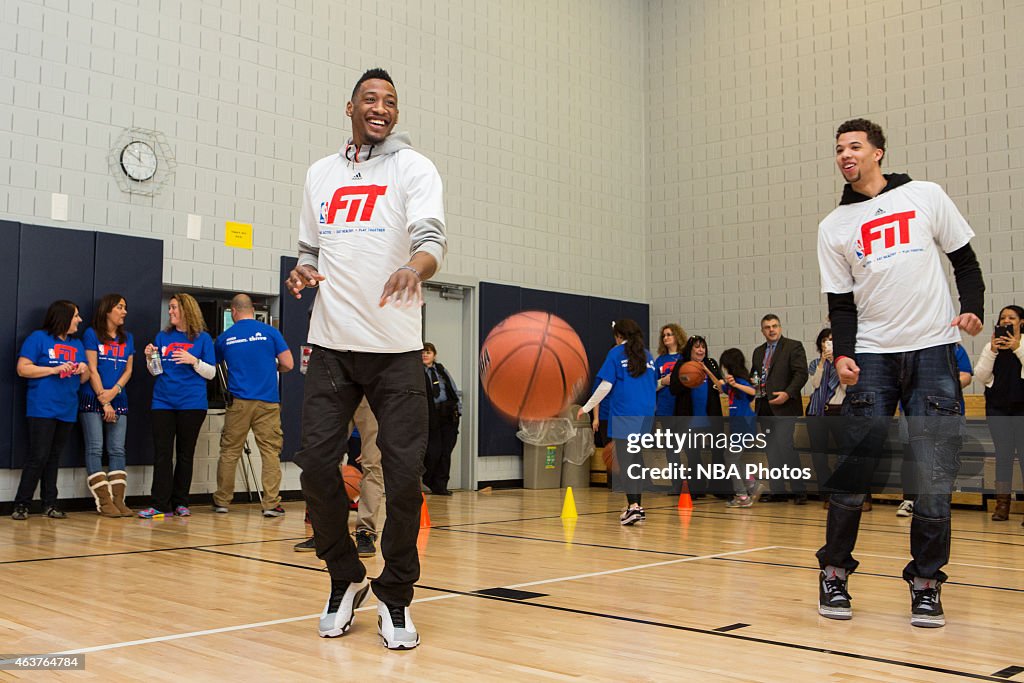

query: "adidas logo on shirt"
(874, 207), (885, 216)
(352, 172), (362, 180)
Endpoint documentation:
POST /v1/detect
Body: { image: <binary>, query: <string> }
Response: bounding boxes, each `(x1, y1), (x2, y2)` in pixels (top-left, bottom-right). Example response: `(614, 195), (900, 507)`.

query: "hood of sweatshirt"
(340, 131), (413, 164)
(839, 172), (913, 205)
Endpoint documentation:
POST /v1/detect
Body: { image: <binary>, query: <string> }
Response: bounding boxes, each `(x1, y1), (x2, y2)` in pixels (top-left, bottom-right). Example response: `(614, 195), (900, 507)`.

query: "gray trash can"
(518, 418), (573, 489)
(561, 404), (594, 489)
(523, 443), (563, 489)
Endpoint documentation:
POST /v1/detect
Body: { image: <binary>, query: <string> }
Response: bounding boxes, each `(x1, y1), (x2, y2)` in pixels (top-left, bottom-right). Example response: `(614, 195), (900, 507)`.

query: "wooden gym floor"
(1, 488), (1022, 681)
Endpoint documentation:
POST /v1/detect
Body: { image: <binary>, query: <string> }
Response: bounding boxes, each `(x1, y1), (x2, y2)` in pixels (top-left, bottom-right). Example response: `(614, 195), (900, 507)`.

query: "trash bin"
(561, 404), (594, 489)
(518, 418), (574, 489)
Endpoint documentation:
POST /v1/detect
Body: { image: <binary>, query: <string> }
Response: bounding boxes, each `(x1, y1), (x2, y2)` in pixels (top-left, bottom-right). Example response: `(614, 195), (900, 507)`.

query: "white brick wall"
(645, 0), (1023, 379)
(0, 0), (647, 300)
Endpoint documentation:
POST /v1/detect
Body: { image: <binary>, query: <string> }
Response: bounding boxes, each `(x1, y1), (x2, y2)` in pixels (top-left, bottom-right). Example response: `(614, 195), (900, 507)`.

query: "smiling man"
(286, 68), (446, 650)
(815, 118), (984, 628)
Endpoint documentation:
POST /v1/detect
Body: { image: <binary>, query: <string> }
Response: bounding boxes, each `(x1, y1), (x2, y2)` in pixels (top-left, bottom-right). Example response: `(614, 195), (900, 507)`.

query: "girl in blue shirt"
(137, 293), (216, 519)
(12, 300), (90, 520)
(720, 348), (760, 508)
(80, 294), (135, 517)
(579, 319), (656, 526)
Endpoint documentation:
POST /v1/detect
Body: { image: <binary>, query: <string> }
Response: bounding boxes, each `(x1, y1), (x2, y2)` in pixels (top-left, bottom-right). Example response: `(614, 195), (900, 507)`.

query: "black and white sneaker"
(293, 537), (316, 552)
(620, 507), (644, 526)
(910, 581), (945, 628)
(11, 505), (28, 521)
(318, 577), (369, 637)
(262, 505), (286, 518)
(211, 505), (228, 514)
(818, 569), (852, 620)
(378, 602), (420, 650)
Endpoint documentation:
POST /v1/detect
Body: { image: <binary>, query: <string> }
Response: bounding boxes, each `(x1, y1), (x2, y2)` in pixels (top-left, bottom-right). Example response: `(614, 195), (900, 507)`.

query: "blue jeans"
(816, 344), (962, 583)
(79, 411), (128, 475)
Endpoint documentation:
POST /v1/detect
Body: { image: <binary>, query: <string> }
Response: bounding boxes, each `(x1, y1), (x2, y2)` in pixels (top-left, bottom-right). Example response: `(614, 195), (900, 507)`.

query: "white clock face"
(120, 141), (158, 181)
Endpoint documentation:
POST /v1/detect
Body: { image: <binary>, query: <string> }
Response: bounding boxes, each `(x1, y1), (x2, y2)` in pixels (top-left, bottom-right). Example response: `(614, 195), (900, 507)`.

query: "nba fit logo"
(163, 342), (194, 357)
(318, 185), (388, 225)
(858, 210), (915, 258)
(49, 344), (78, 362)
(100, 341), (127, 358)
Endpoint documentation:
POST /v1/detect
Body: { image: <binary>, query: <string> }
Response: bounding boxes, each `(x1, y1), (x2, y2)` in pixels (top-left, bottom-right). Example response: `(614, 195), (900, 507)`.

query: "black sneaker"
(11, 505), (29, 521)
(294, 537), (316, 552)
(44, 507), (67, 519)
(818, 569), (852, 620)
(355, 530), (377, 557)
(620, 507), (644, 526)
(910, 582), (945, 628)
(318, 578), (370, 637)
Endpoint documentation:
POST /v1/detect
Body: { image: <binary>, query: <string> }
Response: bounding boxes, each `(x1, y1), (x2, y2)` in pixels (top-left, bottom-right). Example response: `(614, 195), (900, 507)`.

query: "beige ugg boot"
(88, 472), (120, 517)
(107, 470), (134, 517)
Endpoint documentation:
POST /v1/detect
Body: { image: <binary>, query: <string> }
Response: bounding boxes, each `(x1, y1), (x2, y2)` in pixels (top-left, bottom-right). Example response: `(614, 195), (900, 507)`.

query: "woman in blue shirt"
(669, 335), (725, 497)
(80, 293), (135, 517)
(11, 300), (90, 520)
(654, 323), (686, 417)
(137, 293), (216, 519)
(578, 319), (656, 526)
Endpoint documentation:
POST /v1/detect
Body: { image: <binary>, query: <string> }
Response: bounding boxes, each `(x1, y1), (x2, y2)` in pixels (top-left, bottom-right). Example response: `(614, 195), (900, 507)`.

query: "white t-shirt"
(817, 180), (974, 353)
(298, 147), (445, 352)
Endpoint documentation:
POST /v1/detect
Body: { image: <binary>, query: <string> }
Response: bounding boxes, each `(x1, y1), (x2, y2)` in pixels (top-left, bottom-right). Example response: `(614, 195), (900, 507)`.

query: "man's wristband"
(397, 265), (421, 280)
(835, 355), (852, 364)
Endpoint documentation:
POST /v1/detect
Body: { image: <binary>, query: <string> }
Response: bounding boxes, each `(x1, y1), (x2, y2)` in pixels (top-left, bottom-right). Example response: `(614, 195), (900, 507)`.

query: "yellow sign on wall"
(225, 221), (253, 249)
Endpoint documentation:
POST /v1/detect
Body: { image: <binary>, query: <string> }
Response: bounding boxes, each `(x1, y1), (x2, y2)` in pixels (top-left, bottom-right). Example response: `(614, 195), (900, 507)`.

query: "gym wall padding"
(4, 224), (163, 469)
(478, 282), (650, 457)
(0, 221), (21, 469)
(278, 256), (316, 462)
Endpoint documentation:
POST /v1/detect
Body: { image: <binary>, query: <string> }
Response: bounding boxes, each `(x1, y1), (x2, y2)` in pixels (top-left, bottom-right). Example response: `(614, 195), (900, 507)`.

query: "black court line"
(192, 547), (326, 572)
(431, 503), (692, 530)
(992, 665), (1024, 679)
(436, 527), (1024, 594)
(0, 536), (310, 565)
(713, 623), (749, 632)
(682, 508), (1024, 547)
(474, 587), (548, 600)
(414, 583), (1010, 682)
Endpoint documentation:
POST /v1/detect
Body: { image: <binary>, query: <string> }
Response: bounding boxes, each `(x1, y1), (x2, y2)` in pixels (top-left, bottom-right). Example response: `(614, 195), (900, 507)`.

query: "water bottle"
(751, 370), (761, 397)
(147, 349), (163, 375)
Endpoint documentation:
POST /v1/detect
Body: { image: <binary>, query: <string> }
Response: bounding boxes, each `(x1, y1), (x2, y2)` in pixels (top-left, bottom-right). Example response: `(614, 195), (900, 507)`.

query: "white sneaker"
(318, 578), (369, 637)
(620, 507), (644, 526)
(378, 602), (420, 649)
(896, 500), (914, 517)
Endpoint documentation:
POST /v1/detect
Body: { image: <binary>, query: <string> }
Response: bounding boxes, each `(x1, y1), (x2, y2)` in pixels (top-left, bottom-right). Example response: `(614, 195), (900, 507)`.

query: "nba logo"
(319, 202), (328, 224)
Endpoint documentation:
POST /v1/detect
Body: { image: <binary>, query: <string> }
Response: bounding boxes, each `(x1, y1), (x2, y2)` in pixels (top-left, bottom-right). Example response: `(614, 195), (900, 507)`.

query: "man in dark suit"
(751, 314), (809, 503)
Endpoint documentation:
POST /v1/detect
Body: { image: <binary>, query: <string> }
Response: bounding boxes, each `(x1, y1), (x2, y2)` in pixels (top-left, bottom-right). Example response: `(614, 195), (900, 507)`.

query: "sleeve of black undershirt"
(827, 292), (858, 360)
(946, 243), (985, 320)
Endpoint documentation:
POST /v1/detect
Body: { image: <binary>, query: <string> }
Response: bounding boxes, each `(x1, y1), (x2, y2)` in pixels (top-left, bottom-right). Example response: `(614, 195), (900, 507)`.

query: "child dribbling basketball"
(578, 319), (657, 525)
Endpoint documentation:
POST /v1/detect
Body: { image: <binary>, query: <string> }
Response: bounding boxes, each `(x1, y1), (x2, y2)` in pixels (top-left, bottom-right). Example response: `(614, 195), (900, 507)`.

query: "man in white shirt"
(814, 119), (984, 629)
(286, 68), (446, 651)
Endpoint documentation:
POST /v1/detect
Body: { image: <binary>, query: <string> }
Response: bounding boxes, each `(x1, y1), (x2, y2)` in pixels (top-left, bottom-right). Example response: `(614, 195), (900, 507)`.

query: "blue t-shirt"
(215, 319), (289, 403)
(152, 329), (215, 410)
(19, 330), (86, 422)
(596, 344), (656, 439)
(79, 327), (134, 413)
(727, 378), (757, 437)
(954, 343), (972, 414)
(654, 352), (681, 416)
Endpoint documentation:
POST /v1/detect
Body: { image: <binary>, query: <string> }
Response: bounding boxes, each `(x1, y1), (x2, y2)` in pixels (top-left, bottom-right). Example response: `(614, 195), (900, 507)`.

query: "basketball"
(342, 464), (362, 502)
(480, 311), (589, 421)
(678, 360), (706, 389)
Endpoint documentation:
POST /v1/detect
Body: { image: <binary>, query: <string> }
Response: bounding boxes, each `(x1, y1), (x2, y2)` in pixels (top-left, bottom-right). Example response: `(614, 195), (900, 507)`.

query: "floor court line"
(50, 545), (776, 657)
(778, 545), (1024, 572)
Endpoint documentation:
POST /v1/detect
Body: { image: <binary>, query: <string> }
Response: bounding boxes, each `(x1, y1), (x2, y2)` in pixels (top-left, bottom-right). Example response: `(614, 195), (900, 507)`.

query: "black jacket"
(424, 362), (460, 428)
(669, 357), (723, 417)
(750, 336), (807, 417)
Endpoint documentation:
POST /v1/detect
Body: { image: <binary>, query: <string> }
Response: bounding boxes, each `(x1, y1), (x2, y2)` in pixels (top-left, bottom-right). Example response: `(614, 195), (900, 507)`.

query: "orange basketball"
(342, 465), (362, 502)
(678, 360), (707, 389)
(480, 311), (589, 421)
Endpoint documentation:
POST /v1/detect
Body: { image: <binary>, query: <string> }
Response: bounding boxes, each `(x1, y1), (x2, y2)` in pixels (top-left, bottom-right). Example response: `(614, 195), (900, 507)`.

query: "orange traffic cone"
(677, 481), (693, 510)
(419, 493), (432, 528)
